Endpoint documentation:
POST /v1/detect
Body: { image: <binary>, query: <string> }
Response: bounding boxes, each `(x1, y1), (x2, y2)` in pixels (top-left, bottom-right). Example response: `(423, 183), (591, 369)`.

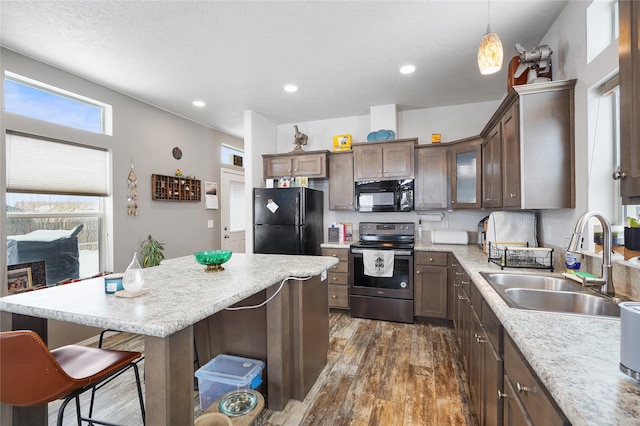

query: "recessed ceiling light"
(284, 84), (298, 93)
(192, 100), (206, 107)
(400, 65), (416, 74)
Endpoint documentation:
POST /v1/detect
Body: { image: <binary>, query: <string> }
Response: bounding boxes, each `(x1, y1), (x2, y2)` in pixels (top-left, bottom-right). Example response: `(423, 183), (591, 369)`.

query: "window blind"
(6, 132), (110, 196)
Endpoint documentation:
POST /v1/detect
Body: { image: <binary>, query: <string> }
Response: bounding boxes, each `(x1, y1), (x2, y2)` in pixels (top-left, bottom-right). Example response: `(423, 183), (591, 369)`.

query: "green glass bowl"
(194, 250), (232, 272)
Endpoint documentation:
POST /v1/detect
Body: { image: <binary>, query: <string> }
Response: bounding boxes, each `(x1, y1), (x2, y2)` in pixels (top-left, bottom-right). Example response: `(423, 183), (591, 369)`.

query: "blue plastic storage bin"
(195, 354), (265, 411)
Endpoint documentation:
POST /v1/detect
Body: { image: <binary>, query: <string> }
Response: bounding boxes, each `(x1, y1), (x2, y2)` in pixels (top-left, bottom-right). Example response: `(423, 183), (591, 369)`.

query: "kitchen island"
(0, 253), (338, 426)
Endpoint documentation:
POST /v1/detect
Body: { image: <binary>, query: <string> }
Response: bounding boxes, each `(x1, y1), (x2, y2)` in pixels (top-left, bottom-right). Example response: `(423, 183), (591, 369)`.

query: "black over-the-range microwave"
(354, 179), (414, 212)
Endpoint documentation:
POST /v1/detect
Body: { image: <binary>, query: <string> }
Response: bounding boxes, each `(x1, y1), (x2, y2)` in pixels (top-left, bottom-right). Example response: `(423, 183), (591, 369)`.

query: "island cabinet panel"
(414, 251), (448, 318)
(503, 333), (570, 426)
(415, 144), (449, 210)
(193, 275), (329, 411)
(322, 248), (349, 310)
(262, 151), (328, 180)
(328, 152), (355, 210)
(353, 138), (416, 181)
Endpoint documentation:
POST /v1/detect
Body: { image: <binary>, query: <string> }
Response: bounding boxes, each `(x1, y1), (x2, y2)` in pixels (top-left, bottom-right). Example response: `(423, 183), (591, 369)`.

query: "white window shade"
(6, 133), (110, 196)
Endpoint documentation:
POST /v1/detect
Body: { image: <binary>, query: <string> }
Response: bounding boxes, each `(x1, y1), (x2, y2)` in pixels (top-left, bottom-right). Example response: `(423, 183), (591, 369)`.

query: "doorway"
(220, 168), (245, 252)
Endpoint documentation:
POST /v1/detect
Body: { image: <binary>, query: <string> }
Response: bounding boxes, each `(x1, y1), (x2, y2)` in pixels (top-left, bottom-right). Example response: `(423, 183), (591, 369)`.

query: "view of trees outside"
(6, 194), (101, 278)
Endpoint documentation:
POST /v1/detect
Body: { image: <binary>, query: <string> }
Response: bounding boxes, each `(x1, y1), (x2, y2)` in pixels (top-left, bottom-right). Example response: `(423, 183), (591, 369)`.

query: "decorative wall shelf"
(152, 174), (201, 202)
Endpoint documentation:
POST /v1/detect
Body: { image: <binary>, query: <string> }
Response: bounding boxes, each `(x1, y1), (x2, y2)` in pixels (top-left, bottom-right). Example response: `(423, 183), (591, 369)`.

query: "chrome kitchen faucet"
(567, 211), (615, 296)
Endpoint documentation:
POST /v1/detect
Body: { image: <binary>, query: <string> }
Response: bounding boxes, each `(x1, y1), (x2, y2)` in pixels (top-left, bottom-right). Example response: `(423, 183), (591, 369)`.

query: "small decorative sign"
(333, 134), (352, 151)
(328, 228), (340, 242)
(431, 133), (442, 143)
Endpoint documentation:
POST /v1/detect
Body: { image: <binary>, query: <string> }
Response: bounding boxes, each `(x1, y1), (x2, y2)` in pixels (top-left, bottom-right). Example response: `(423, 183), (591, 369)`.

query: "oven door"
(349, 248), (414, 300)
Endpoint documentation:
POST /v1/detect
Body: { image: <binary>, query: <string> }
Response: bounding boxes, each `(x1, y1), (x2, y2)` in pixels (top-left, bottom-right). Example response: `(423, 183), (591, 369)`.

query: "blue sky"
(4, 78), (102, 133)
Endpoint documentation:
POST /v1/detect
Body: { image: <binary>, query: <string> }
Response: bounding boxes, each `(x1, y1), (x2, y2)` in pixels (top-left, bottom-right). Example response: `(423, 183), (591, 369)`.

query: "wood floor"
(48, 312), (477, 426)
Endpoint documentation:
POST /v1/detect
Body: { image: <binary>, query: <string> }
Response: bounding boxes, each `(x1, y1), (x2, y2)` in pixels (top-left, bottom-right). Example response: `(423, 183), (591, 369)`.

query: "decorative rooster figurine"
(292, 125), (308, 152)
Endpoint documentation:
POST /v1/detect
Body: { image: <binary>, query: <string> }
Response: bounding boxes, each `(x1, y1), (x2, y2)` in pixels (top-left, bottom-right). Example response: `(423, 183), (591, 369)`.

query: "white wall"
(244, 110), (278, 252)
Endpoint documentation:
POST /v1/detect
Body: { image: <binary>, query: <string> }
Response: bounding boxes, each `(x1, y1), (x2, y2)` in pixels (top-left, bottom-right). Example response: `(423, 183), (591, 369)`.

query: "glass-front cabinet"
(450, 137), (482, 209)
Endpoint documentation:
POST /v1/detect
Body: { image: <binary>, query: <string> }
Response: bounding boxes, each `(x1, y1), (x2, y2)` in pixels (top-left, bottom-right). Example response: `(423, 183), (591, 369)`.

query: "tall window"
(4, 71), (112, 135)
(6, 133), (109, 283)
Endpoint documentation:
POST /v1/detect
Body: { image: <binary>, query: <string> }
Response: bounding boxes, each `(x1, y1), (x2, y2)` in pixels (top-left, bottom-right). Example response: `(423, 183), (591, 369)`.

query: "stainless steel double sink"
(479, 272), (620, 317)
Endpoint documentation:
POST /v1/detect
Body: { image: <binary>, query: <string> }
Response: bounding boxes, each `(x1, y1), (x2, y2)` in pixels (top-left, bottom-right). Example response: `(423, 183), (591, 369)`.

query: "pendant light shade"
(477, 1), (503, 75)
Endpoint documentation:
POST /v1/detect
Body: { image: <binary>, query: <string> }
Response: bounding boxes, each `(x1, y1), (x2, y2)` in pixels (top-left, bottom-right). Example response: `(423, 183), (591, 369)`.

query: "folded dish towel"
(363, 250), (394, 278)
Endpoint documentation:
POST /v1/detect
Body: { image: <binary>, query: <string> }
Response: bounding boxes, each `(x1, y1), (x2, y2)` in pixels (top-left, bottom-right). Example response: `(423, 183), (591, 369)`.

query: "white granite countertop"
(412, 242), (640, 426)
(0, 253), (338, 338)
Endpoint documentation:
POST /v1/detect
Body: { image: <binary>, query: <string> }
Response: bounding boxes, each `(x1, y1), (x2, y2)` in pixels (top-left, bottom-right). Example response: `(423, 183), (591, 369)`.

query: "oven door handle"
(350, 248), (413, 256)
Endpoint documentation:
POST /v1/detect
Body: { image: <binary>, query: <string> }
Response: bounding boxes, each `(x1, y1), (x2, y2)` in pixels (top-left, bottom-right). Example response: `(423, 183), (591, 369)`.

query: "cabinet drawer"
(328, 271), (348, 285)
(322, 248), (349, 262)
(328, 284), (349, 309)
(328, 261), (348, 273)
(415, 251), (448, 266)
(504, 334), (568, 425)
(481, 299), (503, 353)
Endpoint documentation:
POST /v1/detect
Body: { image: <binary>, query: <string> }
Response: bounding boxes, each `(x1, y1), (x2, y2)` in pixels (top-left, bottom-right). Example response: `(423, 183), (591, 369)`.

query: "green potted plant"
(140, 235), (165, 268)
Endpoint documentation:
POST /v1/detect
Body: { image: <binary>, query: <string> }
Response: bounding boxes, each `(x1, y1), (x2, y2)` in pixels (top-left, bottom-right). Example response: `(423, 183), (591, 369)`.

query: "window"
(221, 144), (244, 167)
(587, 0), (618, 63)
(4, 71), (112, 135)
(5, 133), (109, 283)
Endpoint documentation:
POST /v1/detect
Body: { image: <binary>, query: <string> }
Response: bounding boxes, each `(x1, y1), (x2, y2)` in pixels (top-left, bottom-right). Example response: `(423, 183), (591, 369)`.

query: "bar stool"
(0, 330), (145, 426)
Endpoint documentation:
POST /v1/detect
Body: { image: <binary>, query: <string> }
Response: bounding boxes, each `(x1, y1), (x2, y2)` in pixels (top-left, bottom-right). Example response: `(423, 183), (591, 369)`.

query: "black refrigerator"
(253, 187), (324, 255)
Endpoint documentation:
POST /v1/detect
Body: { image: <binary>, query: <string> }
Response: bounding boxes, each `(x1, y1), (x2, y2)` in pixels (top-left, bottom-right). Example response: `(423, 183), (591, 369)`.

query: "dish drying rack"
(487, 242), (554, 272)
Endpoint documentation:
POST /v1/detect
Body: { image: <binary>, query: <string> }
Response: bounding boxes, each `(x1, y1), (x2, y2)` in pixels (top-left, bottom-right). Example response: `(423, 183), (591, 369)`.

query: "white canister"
(620, 301), (640, 379)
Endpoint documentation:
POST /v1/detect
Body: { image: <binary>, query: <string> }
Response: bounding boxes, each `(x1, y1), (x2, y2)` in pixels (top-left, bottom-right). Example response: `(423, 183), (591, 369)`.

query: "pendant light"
(477, 0), (503, 75)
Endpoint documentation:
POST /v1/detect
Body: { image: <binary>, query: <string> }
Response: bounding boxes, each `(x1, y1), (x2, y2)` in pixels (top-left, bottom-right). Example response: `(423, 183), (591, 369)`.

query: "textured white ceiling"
(0, 1), (568, 139)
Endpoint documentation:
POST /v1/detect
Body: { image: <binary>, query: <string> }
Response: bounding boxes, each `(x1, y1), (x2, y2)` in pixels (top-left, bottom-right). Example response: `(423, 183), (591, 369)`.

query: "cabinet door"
(456, 285), (471, 372)
(502, 102), (521, 208)
(619, 0), (640, 202)
(414, 264), (448, 318)
(328, 153), (354, 210)
(483, 335), (504, 426)
(382, 141), (414, 179)
(354, 145), (384, 180)
(469, 309), (483, 421)
(292, 153), (326, 178)
(415, 146), (449, 210)
(503, 376), (533, 426)
(451, 138), (482, 209)
(263, 156), (292, 179)
(482, 124), (503, 208)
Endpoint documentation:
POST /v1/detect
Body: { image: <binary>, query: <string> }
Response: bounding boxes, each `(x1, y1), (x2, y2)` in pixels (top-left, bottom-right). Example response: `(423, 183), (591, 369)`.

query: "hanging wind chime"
(127, 161), (138, 216)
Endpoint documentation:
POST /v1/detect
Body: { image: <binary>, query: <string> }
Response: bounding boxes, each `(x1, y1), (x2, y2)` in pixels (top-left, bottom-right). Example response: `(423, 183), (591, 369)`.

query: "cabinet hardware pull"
(416, 270), (421, 274)
(510, 193), (516, 197)
(475, 333), (486, 343)
(612, 170), (627, 180)
(429, 258), (434, 262)
(516, 383), (530, 393)
(453, 283), (461, 287)
(461, 280), (470, 284)
(455, 272), (462, 276)
(452, 200), (456, 204)
(497, 390), (509, 399)
(331, 295), (337, 299)
(457, 295), (469, 301)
